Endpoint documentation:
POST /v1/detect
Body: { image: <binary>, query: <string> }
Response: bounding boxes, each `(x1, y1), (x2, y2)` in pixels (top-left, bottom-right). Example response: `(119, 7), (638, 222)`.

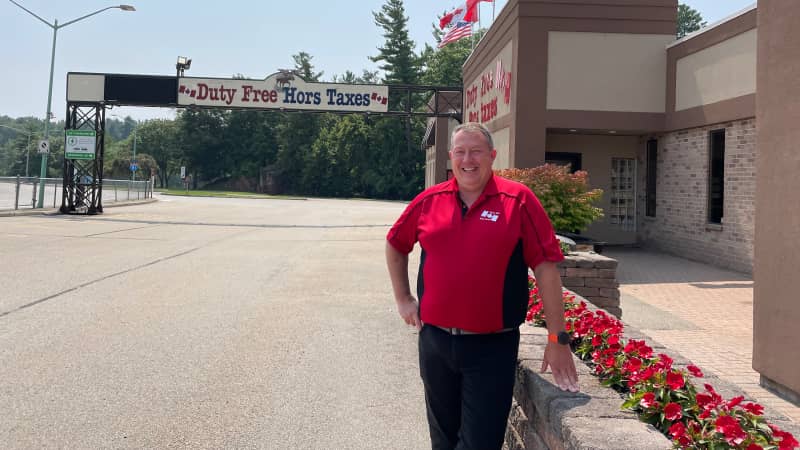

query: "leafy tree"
(495, 165), (604, 233)
(226, 109), (280, 191)
(132, 119), (180, 187)
(420, 28), (485, 87)
(0, 133), (28, 176)
(677, 3), (706, 38)
(106, 116), (136, 141)
(177, 108), (228, 186)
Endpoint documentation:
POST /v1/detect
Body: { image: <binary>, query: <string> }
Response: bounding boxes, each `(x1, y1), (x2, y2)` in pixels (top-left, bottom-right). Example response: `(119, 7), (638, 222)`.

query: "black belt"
(431, 325), (517, 335)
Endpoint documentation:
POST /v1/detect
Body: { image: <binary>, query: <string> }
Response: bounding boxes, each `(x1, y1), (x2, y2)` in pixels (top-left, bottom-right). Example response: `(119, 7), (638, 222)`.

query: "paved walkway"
(603, 248), (800, 424)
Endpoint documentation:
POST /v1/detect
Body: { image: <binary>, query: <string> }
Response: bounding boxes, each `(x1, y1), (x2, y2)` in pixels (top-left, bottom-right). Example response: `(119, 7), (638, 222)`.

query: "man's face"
(449, 129), (497, 194)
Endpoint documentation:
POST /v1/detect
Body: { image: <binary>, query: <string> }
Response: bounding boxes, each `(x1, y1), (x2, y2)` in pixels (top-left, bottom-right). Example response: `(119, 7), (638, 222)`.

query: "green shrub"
(496, 164), (603, 233)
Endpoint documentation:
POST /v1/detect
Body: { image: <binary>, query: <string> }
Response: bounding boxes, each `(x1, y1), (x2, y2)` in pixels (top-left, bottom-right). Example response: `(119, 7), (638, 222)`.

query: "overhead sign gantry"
(61, 71), (462, 214)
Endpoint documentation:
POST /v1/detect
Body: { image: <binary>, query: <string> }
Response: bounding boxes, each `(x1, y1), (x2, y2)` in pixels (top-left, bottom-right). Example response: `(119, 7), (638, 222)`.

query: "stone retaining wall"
(503, 300), (800, 450)
(558, 252), (621, 318)
(503, 324), (671, 450)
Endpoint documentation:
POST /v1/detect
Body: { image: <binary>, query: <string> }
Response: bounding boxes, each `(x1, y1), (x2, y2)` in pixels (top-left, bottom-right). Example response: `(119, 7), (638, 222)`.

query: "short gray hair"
(451, 122), (494, 149)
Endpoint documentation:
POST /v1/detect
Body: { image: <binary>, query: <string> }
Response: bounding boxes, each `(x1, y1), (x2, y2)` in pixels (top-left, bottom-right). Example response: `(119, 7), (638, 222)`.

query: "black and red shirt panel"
(387, 175), (564, 333)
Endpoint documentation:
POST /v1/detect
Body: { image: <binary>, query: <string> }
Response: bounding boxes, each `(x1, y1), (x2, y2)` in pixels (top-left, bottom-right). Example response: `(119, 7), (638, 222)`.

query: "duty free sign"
(178, 72), (389, 113)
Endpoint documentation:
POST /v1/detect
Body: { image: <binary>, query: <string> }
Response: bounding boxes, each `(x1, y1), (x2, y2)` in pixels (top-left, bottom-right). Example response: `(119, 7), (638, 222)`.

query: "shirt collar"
(447, 173), (499, 196)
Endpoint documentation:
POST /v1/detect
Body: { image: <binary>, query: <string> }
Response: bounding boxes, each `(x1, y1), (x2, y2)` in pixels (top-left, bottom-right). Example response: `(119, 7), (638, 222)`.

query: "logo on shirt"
(480, 210), (500, 222)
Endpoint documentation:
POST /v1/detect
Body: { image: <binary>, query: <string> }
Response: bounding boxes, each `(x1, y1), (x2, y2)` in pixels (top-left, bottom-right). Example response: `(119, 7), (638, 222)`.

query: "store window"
(545, 152), (582, 173)
(645, 139), (657, 217)
(611, 158), (637, 231)
(708, 129), (725, 224)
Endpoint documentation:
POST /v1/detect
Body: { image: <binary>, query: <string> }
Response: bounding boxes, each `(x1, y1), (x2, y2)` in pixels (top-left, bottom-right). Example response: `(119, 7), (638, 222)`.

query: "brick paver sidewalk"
(604, 248), (800, 423)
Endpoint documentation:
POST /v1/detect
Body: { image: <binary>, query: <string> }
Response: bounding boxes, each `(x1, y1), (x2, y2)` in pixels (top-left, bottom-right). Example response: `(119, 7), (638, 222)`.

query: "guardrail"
(0, 177), (154, 211)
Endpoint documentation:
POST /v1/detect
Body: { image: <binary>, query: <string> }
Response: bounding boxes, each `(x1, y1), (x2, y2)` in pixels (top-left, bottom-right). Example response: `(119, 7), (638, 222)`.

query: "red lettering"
(197, 83), (209, 100)
(504, 73), (512, 105)
(479, 98), (499, 123)
(242, 85), (253, 102)
(466, 85), (478, 108)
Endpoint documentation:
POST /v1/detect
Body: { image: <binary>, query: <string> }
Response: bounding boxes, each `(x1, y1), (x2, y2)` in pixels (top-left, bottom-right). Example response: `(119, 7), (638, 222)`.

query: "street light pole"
(7, 1), (135, 208)
(25, 133), (30, 177)
(132, 127), (137, 182)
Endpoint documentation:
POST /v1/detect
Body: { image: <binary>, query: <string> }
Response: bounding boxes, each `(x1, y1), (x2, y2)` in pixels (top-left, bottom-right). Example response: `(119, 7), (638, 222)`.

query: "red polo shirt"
(387, 175), (564, 333)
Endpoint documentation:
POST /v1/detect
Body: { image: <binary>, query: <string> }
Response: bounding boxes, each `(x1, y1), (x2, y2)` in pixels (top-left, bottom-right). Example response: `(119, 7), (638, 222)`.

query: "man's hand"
(541, 342), (580, 392)
(396, 295), (422, 330)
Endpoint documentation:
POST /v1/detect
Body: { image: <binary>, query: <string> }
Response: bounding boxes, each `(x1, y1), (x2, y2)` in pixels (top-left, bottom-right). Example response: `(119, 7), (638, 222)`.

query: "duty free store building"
(424, 0), (800, 406)
(426, 0), (758, 274)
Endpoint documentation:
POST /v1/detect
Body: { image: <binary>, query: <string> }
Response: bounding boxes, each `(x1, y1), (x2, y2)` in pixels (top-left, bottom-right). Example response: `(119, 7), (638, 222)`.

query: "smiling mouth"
(462, 167), (477, 172)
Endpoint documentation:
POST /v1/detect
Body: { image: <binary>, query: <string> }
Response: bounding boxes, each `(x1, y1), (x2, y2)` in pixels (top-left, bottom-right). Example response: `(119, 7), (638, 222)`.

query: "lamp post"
(131, 127), (137, 182)
(7, 1), (135, 208)
(176, 56), (192, 77)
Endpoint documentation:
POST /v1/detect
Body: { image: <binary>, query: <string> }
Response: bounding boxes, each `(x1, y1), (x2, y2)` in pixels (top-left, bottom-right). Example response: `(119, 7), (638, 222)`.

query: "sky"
(1, 0), (756, 122)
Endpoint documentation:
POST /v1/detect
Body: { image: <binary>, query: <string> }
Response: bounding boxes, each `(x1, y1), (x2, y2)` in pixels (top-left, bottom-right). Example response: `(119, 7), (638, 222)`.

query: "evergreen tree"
(275, 52), (323, 194)
(370, 0), (425, 199)
(677, 3), (706, 38)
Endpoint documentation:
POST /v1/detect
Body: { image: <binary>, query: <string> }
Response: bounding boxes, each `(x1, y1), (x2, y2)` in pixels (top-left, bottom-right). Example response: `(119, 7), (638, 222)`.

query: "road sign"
(37, 139), (50, 154)
(130, 163), (139, 172)
(180, 166), (186, 178)
(65, 130), (97, 160)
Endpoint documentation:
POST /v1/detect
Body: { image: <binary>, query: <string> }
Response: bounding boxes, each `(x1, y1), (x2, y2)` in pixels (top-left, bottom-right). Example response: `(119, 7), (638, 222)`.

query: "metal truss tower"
(60, 103), (105, 214)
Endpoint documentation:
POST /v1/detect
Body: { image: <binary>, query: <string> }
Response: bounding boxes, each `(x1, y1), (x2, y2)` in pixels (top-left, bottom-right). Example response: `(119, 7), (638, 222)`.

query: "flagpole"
(471, 20), (475, 50)
(492, 1), (496, 21)
(473, 3), (479, 50)
(478, 1), (482, 32)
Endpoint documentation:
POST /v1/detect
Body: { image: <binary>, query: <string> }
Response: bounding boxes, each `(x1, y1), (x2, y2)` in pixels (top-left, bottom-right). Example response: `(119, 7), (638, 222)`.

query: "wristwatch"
(548, 331), (571, 345)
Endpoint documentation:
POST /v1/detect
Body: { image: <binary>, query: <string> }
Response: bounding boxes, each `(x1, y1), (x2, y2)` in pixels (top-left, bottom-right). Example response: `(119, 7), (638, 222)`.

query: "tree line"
(0, 0), (475, 200)
(0, 1), (704, 200)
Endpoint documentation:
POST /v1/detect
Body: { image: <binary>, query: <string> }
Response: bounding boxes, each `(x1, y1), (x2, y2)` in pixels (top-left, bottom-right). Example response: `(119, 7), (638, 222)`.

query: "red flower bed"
(526, 276), (799, 450)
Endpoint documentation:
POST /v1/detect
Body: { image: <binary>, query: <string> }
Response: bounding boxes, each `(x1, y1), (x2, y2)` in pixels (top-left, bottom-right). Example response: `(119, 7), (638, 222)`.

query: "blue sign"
(130, 163), (139, 172)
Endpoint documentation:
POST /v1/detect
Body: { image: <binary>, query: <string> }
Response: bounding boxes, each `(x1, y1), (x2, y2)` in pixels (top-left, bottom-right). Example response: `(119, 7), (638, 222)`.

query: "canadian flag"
(439, 0), (493, 29)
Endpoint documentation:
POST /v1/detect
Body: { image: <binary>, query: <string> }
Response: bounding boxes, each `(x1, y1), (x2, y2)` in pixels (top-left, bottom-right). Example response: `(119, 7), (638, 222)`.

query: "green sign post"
(65, 130), (96, 160)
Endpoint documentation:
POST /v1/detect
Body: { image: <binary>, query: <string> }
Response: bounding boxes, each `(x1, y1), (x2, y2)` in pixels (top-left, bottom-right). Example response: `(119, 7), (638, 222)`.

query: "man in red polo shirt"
(386, 122), (579, 450)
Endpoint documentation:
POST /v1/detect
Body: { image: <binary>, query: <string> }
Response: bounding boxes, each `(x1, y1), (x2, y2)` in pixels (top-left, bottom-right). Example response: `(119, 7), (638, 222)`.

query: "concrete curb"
(0, 198), (157, 217)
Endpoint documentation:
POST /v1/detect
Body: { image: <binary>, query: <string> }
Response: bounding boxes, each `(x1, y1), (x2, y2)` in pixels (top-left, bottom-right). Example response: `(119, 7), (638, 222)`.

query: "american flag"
(438, 21), (472, 48)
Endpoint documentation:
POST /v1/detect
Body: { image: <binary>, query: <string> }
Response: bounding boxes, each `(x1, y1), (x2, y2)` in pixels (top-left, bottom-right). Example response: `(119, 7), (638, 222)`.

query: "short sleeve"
(386, 195), (425, 254)
(520, 189), (564, 269)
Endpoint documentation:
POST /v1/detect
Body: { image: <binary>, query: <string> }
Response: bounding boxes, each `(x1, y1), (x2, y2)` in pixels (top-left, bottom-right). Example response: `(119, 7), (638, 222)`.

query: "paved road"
(0, 194), (428, 449)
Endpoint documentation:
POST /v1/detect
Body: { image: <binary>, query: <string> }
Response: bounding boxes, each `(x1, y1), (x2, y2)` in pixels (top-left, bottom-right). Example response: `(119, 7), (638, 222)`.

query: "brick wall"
(558, 253), (621, 318)
(638, 119), (757, 273)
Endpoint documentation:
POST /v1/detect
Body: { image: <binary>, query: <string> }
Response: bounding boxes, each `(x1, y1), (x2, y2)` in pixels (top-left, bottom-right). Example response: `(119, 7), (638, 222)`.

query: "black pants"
(418, 324), (520, 450)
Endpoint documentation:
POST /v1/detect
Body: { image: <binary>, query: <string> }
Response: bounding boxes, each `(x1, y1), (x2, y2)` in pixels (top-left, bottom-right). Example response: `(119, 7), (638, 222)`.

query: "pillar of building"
(434, 116), (451, 183)
(753, 0), (800, 402)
